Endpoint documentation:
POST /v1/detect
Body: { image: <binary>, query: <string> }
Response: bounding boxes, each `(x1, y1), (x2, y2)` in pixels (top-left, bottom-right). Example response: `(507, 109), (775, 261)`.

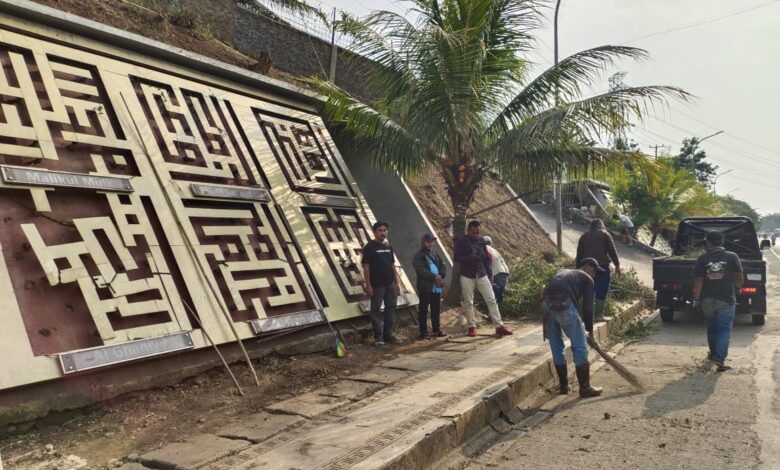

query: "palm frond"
(310, 78), (430, 175)
(490, 45), (653, 133)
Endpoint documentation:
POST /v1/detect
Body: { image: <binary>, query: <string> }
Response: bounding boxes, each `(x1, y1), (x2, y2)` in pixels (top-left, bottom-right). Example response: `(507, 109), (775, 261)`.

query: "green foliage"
(313, 0), (690, 232)
(610, 159), (721, 245)
(671, 138), (718, 187)
(497, 254), (650, 320)
(717, 195), (761, 226)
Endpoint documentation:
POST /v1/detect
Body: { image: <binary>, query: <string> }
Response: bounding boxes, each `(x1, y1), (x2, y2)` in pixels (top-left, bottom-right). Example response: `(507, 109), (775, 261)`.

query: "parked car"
(759, 234), (772, 250)
(653, 217), (767, 325)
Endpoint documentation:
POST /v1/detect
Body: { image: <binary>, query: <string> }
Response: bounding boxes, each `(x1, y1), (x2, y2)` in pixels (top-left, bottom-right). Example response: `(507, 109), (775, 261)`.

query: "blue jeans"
(493, 273), (509, 304)
(545, 300), (589, 367)
(701, 299), (736, 363)
(594, 266), (611, 301)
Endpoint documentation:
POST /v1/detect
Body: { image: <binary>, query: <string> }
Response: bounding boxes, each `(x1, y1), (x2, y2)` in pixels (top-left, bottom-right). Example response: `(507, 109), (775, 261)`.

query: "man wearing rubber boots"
(541, 258), (604, 398)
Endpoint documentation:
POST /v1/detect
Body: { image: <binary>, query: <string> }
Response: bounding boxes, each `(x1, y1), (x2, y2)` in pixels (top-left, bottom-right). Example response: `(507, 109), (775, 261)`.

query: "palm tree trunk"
(443, 191), (472, 306)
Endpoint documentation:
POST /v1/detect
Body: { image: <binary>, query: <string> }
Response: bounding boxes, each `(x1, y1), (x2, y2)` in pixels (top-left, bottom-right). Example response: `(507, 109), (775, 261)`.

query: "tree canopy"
(671, 137), (718, 187)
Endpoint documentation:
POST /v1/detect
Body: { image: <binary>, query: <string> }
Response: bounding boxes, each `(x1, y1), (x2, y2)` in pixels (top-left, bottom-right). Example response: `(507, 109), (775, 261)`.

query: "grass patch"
(489, 253), (653, 321)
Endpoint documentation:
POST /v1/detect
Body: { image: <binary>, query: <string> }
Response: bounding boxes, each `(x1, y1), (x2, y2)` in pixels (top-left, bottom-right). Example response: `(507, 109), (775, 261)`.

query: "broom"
(587, 336), (645, 391)
(308, 284), (347, 358)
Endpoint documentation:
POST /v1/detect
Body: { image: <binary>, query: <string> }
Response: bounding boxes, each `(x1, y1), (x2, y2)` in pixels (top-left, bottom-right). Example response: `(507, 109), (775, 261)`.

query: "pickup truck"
(653, 217), (767, 325)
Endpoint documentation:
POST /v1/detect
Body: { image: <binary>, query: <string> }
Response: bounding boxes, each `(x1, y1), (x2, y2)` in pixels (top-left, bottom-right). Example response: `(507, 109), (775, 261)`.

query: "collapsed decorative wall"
(0, 14), (416, 391)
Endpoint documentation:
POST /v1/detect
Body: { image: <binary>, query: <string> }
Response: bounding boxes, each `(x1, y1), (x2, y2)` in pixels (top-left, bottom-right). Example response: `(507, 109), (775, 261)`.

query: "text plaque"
(190, 183), (271, 202)
(58, 332), (194, 374)
(0, 165), (133, 192)
(303, 193), (357, 208)
(249, 310), (323, 334)
(359, 294), (415, 313)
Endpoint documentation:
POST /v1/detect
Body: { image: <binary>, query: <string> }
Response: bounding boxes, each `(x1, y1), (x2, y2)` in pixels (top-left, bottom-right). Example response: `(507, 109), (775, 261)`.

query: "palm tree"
(612, 162), (721, 246)
(314, 0), (689, 238)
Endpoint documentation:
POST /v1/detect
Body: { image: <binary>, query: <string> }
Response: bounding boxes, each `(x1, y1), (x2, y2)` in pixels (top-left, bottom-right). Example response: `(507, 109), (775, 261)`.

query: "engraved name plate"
(190, 183), (270, 202)
(1, 165), (133, 192)
(249, 310), (323, 334)
(58, 332), (194, 374)
(359, 294), (413, 313)
(303, 193), (357, 208)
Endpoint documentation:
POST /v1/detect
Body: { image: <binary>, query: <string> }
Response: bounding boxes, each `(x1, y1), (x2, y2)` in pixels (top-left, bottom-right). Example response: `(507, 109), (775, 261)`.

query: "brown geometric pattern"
(184, 199), (315, 322)
(302, 207), (370, 303)
(254, 109), (349, 195)
(0, 21), (414, 391)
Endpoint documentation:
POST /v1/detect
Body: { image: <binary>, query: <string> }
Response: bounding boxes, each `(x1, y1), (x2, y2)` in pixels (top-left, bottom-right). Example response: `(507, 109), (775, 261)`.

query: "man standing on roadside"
(576, 219), (621, 322)
(483, 236), (510, 305)
(412, 233), (447, 340)
(454, 221), (513, 338)
(541, 258), (604, 398)
(613, 212), (635, 245)
(693, 231), (743, 371)
(362, 221), (401, 347)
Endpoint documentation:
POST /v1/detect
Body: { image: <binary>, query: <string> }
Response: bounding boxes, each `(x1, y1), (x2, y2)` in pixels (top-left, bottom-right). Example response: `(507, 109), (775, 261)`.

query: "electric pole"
(649, 144), (664, 158)
(554, 0), (563, 253)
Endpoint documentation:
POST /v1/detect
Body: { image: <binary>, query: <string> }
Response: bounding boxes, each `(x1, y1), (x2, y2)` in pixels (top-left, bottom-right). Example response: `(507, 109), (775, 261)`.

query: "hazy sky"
(320, 0), (780, 214)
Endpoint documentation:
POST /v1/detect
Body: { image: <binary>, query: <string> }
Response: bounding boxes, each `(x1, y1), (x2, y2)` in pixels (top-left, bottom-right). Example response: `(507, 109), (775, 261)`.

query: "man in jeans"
(542, 258), (604, 398)
(576, 219), (621, 322)
(454, 221), (513, 337)
(483, 236), (509, 305)
(361, 221), (401, 347)
(412, 233), (447, 339)
(693, 230), (743, 371)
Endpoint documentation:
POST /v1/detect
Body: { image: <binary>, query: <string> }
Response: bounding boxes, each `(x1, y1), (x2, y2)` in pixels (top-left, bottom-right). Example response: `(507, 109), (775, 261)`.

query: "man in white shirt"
(613, 213), (635, 246)
(483, 236), (510, 304)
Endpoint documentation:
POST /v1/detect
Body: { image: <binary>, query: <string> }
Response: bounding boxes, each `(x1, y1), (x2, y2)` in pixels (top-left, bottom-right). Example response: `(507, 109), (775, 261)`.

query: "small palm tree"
(612, 162), (721, 246)
(314, 0), (690, 238)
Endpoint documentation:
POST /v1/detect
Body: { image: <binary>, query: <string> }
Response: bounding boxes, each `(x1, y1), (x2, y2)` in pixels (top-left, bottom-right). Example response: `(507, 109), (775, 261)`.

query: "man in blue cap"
(412, 233), (447, 339)
(541, 258), (604, 397)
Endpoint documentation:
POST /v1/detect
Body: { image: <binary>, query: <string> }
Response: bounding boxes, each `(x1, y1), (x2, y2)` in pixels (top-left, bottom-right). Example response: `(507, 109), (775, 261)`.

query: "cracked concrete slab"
(217, 412), (305, 443)
(139, 434), (249, 469)
(346, 367), (412, 384)
(265, 392), (350, 418)
(316, 380), (384, 401)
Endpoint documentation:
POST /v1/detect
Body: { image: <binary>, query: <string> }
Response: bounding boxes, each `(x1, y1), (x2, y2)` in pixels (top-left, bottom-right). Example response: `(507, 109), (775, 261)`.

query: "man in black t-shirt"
(693, 230), (744, 371)
(361, 221), (401, 347)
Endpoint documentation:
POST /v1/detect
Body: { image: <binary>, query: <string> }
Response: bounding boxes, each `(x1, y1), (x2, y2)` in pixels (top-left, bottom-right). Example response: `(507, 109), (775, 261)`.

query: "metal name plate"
(0, 165), (133, 192)
(303, 193), (357, 208)
(359, 294), (414, 313)
(190, 183), (271, 202)
(249, 310), (323, 334)
(58, 332), (194, 374)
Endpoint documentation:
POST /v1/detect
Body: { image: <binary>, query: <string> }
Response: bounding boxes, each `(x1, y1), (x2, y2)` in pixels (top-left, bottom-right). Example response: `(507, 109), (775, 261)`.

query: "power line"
(621, 0), (780, 45)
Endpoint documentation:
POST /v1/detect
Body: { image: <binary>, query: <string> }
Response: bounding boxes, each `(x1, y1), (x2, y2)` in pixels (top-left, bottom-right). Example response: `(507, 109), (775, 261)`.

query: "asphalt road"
(450, 246), (780, 469)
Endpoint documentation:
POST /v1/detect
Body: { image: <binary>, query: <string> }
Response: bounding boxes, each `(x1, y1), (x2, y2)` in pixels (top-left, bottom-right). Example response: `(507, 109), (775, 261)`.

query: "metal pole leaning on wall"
(328, 7), (337, 82)
(149, 254), (245, 396)
(119, 93), (261, 387)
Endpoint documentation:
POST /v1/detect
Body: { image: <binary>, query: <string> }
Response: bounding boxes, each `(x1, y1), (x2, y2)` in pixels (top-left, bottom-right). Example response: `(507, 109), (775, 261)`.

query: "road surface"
(448, 245), (780, 469)
(529, 206), (654, 285)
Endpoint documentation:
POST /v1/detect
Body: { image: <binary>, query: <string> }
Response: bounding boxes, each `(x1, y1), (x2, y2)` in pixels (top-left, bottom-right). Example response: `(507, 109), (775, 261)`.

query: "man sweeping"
(542, 258), (604, 397)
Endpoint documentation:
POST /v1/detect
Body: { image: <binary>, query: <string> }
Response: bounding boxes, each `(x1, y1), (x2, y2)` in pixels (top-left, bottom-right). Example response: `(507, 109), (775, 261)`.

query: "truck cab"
(652, 217), (767, 325)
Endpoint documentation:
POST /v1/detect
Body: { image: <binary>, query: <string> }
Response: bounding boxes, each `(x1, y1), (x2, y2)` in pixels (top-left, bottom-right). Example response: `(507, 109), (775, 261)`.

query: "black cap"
(706, 230), (724, 245)
(578, 257), (607, 273)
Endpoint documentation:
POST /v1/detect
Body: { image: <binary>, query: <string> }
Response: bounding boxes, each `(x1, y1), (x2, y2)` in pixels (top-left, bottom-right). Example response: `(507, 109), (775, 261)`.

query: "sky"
(312, 0), (780, 214)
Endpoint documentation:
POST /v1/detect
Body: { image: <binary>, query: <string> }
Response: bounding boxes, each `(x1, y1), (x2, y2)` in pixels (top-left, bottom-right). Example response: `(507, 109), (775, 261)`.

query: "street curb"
(381, 298), (651, 470)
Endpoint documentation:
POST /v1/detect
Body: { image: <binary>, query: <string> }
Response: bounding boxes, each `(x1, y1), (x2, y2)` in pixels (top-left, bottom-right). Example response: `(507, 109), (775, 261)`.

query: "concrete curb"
(381, 298), (651, 470)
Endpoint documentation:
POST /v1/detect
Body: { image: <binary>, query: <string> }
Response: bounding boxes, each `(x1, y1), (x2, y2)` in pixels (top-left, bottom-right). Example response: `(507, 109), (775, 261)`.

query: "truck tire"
(752, 315), (766, 326)
(660, 308), (674, 323)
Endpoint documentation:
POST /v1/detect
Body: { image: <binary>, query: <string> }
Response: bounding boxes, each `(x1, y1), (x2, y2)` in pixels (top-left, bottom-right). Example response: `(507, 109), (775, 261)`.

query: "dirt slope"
(406, 168), (556, 262)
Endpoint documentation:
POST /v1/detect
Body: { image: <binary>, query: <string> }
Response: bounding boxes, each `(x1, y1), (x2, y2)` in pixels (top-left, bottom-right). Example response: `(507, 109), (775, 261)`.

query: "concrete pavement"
(456, 246), (780, 469)
(528, 206), (654, 285)
(129, 303), (648, 470)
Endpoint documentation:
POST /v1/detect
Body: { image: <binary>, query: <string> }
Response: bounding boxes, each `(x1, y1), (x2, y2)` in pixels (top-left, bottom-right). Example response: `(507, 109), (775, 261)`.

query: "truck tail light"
(741, 287), (757, 295)
(661, 283), (682, 290)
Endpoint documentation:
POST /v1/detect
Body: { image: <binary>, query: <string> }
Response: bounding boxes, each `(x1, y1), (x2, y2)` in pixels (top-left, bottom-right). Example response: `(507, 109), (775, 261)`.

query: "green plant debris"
(618, 319), (656, 344)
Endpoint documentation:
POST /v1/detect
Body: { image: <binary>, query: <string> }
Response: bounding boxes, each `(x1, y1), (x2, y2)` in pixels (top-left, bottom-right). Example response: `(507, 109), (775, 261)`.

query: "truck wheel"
(660, 308), (674, 323)
(752, 315), (766, 326)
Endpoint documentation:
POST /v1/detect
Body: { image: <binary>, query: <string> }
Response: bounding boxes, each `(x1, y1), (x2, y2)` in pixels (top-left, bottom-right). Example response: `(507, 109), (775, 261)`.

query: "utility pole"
(554, 0), (563, 253)
(328, 7), (337, 82)
(649, 144), (664, 158)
